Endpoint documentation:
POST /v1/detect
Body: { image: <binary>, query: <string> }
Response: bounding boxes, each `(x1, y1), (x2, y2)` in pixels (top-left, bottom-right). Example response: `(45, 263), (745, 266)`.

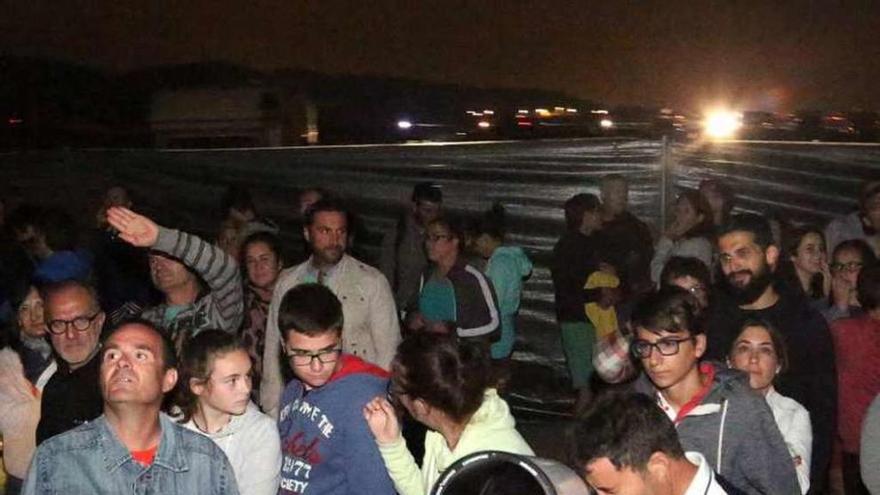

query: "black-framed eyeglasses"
(631, 337), (695, 359)
(285, 347), (342, 367)
(47, 312), (101, 335)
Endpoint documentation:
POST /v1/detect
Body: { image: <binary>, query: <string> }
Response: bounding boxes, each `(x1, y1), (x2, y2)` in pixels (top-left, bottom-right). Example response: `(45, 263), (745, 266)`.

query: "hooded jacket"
(658, 362), (800, 495)
(376, 388), (533, 495)
(277, 354), (395, 495)
(182, 402), (281, 495)
(485, 246), (533, 358)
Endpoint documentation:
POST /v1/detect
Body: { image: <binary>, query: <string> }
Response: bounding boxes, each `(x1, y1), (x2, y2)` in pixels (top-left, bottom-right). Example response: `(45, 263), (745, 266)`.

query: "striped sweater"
(141, 227), (244, 351)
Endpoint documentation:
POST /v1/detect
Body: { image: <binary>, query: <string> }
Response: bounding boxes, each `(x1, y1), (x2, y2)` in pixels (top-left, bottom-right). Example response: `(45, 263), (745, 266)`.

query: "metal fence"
(3, 138), (879, 411)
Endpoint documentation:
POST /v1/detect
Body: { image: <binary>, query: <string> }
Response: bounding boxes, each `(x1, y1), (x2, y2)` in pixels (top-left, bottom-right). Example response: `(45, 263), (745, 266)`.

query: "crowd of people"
(0, 175), (877, 495)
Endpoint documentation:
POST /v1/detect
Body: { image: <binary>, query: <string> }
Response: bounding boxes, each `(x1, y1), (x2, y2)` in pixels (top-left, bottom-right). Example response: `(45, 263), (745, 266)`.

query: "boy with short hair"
(276, 283), (395, 495)
(631, 288), (800, 495)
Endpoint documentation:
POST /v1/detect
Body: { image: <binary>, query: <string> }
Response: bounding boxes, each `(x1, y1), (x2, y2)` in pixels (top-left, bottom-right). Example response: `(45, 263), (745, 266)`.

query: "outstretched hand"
(363, 396), (401, 445)
(106, 206), (160, 248)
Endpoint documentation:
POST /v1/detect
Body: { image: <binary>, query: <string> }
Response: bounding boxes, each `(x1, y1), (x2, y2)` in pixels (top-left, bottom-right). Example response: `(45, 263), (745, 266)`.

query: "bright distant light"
(477, 121), (491, 129)
(397, 120), (413, 130)
(599, 118), (614, 129)
(483, 110), (494, 115)
(591, 109), (609, 115)
(566, 108), (578, 113)
(704, 110), (742, 139)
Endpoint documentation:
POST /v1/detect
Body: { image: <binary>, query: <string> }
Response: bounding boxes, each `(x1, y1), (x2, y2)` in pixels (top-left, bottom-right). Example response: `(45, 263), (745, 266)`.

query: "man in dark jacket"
(599, 175), (654, 296)
(37, 280), (104, 444)
(551, 193), (608, 412)
(704, 214), (836, 494)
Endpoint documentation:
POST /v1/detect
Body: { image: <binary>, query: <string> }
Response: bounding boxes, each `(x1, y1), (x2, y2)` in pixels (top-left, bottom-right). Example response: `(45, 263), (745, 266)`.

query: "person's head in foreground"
(176, 329), (252, 425)
(630, 288), (705, 393)
(100, 319), (178, 413)
(277, 283), (344, 390)
(727, 319), (789, 396)
(388, 332), (492, 429)
(570, 392), (713, 495)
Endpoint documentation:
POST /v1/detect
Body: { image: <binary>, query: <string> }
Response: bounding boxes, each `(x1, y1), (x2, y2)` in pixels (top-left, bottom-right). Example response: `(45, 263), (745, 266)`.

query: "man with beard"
(704, 214), (836, 495)
(379, 182), (443, 313)
(260, 198), (400, 417)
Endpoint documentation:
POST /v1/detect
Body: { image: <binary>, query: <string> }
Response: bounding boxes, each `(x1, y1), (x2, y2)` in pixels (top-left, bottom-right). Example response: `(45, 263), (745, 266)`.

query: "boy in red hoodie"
(276, 283), (395, 495)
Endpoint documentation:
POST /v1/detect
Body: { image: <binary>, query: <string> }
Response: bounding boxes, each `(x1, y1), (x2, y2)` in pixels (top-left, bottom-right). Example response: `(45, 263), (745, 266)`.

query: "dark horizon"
(4, 1), (880, 112)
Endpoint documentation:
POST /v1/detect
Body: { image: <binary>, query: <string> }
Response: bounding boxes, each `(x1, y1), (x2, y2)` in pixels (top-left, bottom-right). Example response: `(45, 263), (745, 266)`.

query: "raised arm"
(108, 207), (244, 333)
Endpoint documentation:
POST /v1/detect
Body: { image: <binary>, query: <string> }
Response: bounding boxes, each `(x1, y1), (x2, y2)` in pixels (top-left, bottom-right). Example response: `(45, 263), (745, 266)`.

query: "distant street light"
(599, 118), (614, 129)
(397, 120), (413, 130)
(704, 110), (742, 139)
(477, 121), (491, 129)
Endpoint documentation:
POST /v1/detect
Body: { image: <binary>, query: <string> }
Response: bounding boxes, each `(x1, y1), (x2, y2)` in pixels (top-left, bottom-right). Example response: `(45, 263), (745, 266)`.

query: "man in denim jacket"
(23, 320), (240, 494)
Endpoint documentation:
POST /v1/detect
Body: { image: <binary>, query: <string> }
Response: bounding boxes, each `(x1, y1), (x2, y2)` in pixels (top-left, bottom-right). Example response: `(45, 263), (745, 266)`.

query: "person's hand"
(819, 256), (832, 297)
(106, 207), (160, 247)
(363, 396), (401, 444)
(405, 311), (426, 332)
(598, 262), (617, 276)
(598, 287), (622, 309)
(830, 272), (853, 309)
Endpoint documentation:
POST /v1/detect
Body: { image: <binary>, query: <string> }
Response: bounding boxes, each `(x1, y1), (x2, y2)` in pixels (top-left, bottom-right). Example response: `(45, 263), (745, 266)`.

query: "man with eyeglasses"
(703, 214), (836, 494)
(35, 279), (105, 445)
(632, 288), (800, 494)
(275, 283), (395, 495)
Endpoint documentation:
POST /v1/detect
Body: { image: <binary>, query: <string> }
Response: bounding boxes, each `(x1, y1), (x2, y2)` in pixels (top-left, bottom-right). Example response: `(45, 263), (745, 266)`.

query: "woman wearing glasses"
(631, 288), (800, 495)
(823, 239), (877, 323)
(405, 217), (500, 343)
(363, 333), (532, 495)
(728, 319), (812, 494)
(175, 330), (281, 495)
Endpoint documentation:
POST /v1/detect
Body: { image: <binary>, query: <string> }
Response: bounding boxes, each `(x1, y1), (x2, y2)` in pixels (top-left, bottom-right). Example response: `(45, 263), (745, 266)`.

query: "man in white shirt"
(570, 393), (729, 495)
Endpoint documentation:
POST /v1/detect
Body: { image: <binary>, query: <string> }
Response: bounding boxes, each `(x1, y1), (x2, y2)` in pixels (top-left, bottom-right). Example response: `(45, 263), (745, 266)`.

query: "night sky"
(4, 1), (880, 111)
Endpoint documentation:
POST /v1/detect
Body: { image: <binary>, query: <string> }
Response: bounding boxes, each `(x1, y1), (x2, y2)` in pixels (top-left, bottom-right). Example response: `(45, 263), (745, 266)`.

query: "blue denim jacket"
(23, 413), (240, 495)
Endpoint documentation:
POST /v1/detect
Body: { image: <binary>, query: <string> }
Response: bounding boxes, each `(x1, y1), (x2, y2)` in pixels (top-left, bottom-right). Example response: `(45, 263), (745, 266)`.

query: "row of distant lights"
(397, 107), (614, 130)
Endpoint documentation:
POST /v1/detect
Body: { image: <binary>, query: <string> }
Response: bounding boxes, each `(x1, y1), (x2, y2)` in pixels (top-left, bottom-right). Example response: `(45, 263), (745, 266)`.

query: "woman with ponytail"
(363, 333), (533, 495)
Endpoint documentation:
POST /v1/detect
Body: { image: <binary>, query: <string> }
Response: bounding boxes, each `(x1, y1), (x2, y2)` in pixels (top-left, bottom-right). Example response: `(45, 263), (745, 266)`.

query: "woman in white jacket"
(728, 319), (812, 494)
(651, 190), (715, 286)
(176, 330), (281, 495)
(363, 333), (533, 495)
